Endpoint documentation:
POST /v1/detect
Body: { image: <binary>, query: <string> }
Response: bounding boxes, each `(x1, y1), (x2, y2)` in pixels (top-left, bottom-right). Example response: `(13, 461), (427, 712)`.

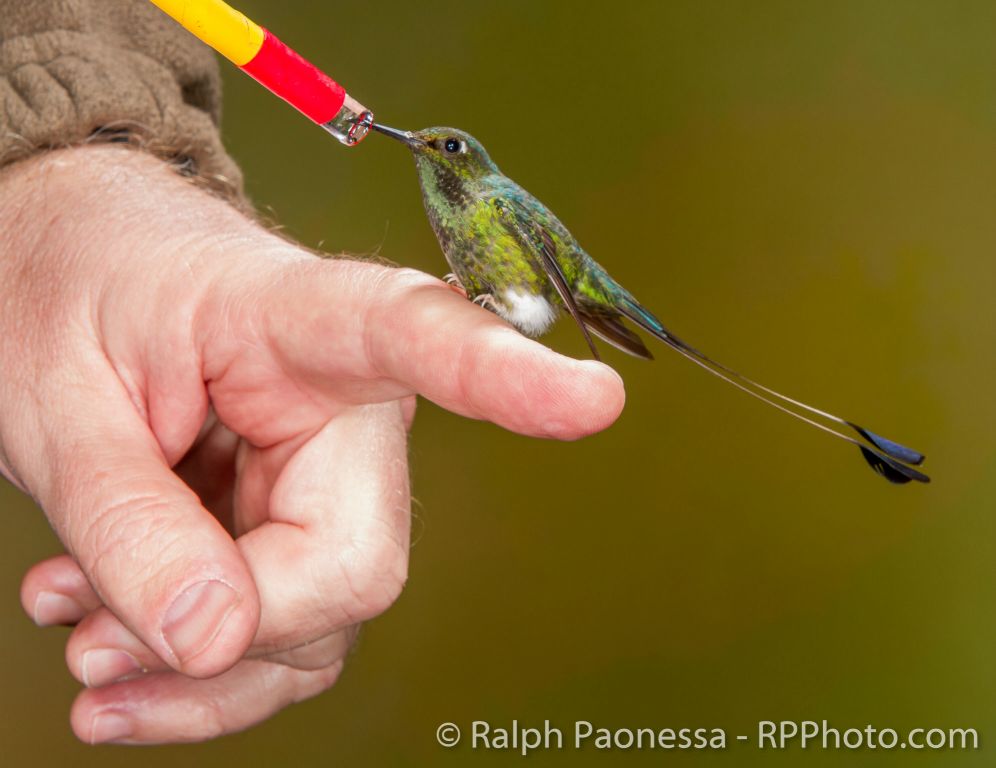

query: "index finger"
(226, 259), (626, 440)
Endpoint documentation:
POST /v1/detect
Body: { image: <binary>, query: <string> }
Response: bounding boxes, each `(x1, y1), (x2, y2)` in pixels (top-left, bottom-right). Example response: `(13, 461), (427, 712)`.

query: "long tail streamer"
(620, 299), (929, 484)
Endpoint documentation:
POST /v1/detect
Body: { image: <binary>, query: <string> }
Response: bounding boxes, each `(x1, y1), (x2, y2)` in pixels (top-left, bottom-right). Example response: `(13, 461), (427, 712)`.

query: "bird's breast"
(421, 190), (560, 322)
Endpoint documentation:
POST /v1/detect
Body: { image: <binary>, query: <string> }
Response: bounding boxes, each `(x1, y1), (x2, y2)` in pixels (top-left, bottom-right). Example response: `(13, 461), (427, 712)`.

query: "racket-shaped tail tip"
(859, 446), (931, 484)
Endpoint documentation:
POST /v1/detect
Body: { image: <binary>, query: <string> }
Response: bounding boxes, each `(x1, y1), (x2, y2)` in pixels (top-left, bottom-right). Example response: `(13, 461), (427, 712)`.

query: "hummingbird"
(372, 123), (929, 484)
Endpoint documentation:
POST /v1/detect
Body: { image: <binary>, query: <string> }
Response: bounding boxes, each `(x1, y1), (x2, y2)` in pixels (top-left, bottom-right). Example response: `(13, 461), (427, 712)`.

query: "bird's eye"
(444, 138), (462, 153)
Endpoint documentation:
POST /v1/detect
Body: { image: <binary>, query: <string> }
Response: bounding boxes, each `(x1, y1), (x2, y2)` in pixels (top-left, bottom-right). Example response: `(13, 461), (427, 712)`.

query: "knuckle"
(370, 265), (446, 322)
(186, 696), (229, 741)
(333, 531), (409, 622)
(67, 481), (190, 593)
(456, 330), (519, 417)
(361, 267), (436, 360)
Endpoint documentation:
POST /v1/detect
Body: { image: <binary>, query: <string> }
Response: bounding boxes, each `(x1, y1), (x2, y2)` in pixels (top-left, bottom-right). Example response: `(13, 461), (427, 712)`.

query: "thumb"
(30, 380), (259, 678)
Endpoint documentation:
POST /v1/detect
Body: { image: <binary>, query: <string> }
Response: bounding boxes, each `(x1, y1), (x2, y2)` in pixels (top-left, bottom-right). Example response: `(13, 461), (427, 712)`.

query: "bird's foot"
(472, 293), (499, 313)
(442, 273), (467, 298)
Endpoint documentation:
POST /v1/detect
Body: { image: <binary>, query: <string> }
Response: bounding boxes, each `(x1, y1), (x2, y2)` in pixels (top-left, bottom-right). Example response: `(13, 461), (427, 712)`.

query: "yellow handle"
(148, 0), (264, 66)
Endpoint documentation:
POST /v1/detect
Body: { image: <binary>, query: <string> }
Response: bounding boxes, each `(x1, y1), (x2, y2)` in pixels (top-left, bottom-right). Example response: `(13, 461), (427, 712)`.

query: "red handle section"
(240, 28), (346, 124)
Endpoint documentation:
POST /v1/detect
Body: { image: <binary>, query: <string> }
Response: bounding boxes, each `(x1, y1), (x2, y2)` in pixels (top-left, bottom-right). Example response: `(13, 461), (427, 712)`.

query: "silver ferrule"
(322, 96), (374, 146)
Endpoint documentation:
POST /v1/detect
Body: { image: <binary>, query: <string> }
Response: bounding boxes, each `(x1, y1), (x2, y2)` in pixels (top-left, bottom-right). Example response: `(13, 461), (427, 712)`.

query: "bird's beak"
(372, 123), (424, 149)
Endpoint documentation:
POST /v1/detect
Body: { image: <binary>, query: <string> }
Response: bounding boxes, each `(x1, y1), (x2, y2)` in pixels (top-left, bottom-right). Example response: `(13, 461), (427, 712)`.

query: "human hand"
(1, 145), (624, 743)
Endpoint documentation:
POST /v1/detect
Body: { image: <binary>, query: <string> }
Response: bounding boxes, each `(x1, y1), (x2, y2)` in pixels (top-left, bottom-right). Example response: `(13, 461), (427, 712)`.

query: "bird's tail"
(617, 296), (929, 484)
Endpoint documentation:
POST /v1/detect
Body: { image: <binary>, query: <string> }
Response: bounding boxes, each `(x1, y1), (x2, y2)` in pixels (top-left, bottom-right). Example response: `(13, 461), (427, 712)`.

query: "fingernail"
(81, 648), (143, 688)
(33, 591), (84, 626)
(162, 580), (239, 664)
(89, 712), (132, 744)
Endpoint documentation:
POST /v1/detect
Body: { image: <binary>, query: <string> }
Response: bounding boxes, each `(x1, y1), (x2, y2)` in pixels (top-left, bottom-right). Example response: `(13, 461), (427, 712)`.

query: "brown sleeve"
(0, 0), (243, 197)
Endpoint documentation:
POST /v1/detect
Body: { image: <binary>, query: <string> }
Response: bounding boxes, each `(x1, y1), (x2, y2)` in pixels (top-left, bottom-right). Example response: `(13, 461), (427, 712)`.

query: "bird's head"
(372, 124), (499, 181)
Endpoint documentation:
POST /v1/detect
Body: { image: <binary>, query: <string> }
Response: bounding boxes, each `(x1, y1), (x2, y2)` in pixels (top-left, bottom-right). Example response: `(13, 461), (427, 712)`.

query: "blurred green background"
(2, 0), (993, 765)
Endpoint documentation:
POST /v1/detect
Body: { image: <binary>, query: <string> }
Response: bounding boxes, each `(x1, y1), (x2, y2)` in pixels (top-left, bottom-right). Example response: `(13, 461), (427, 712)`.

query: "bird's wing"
(491, 196), (601, 360)
(581, 310), (653, 360)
